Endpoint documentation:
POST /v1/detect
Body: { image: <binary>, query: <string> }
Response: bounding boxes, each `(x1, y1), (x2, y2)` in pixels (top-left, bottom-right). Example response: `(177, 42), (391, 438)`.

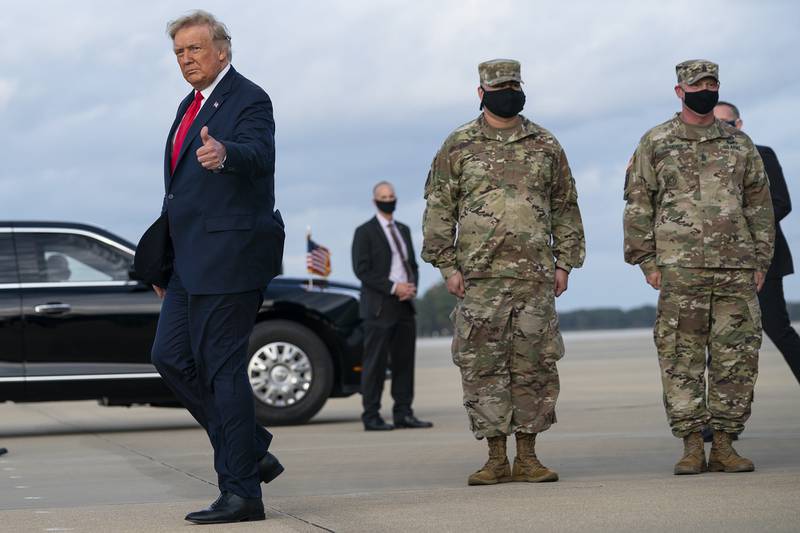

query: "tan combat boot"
(708, 431), (754, 473)
(511, 433), (559, 482)
(674, 432), (707, 475)
(467, 436), (512, 486)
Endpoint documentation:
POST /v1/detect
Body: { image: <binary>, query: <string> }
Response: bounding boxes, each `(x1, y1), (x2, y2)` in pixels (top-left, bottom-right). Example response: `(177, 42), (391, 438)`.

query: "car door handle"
(33, 303), (72, 315)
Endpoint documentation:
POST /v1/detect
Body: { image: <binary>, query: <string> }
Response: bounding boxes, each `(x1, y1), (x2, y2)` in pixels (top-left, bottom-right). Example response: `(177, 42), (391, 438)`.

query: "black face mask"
(376, 199), (396, 214)
(481, 88), (526, 118)
(683, 89), (719, 115)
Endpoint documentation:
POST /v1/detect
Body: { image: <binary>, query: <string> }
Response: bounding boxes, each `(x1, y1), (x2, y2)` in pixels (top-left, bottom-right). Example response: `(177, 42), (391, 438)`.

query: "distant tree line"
(416, 281), (800, 337)
(416, 281), (458, 337)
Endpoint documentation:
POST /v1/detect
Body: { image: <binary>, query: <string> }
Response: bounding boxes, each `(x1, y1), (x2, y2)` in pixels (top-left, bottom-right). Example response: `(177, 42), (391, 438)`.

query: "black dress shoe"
(258, 451), (284, 484)
(363, 417), (394, 431)
(184, 492), (265, 524)
(394, 415), (433, 429)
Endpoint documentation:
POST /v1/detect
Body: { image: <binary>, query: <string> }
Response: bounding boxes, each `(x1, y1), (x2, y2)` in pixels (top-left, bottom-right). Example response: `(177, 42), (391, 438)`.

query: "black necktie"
(388, 222), (414, 284)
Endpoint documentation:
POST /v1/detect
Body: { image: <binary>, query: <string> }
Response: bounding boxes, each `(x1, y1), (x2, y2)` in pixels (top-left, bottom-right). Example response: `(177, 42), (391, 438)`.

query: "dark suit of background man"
(715, 101), (800, 384)
(148, 11), (285, 525)
(351, 182), (433, 431)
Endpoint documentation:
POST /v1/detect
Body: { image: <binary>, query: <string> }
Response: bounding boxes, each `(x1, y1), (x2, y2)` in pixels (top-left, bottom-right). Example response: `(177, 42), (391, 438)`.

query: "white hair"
(167, 10), (232, 60)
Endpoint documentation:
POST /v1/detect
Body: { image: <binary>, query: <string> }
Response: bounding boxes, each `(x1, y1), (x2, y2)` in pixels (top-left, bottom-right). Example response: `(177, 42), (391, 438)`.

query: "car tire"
(247, 320), (334, 426)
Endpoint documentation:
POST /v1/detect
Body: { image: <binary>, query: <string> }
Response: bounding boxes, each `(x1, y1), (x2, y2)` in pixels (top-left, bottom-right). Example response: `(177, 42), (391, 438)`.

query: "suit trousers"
(361, 299), (416, 422)
(151, 271), (269, 499)
(759, 277), (800, 384)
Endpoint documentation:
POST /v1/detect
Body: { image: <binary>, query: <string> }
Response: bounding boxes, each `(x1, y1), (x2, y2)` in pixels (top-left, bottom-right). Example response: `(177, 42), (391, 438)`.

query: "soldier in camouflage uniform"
(623, 60), (775, 475)
(422, 59), (585, 486)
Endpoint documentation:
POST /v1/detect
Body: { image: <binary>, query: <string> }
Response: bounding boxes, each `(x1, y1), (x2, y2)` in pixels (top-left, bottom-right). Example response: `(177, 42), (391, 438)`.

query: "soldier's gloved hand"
(446, 271), (465, 299)
(646, 270), (662, 291)
(754, 271), (765, 292)
(554, 268), (569, 297)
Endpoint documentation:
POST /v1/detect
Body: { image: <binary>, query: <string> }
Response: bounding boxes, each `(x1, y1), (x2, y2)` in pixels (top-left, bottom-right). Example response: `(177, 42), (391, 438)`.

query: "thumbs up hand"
(196, 126), (227, 170)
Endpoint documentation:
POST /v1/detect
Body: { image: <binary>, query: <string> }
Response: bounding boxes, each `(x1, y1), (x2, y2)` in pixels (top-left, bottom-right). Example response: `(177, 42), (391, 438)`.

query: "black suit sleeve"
(759, 146), (791, 222)
(352, 226), (393, 295)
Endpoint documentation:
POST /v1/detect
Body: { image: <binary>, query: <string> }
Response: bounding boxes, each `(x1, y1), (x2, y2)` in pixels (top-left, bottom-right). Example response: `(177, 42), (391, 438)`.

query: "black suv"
(0, 221), (363, 425)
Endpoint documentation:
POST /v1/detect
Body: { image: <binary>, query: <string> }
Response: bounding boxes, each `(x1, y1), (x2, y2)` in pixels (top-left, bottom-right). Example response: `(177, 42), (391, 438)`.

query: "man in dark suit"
(715, 101), (799, 384)
(351, 182), (433, 431)
(148, 11), (285, 524)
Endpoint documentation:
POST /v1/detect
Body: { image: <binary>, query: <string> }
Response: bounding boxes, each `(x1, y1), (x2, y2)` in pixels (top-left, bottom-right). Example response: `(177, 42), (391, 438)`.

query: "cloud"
(0, 79), (16, 110)
(1, 0), (799, 309)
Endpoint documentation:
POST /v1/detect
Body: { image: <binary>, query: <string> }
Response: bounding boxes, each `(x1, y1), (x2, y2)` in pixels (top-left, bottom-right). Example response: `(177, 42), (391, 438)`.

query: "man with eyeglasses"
(624, 60), (774, 475)
(422, 59), (585, 486)
(713, 101), (799, 387)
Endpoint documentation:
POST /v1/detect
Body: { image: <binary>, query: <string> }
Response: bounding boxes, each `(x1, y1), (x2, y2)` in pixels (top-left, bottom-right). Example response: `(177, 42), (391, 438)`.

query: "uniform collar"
(477, 114), (539, 144)
(670, 113), (731, 142)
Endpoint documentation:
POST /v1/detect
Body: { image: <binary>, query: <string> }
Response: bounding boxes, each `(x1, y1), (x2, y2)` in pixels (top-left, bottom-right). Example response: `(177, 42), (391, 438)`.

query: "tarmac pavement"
(1, 327), (799, 532)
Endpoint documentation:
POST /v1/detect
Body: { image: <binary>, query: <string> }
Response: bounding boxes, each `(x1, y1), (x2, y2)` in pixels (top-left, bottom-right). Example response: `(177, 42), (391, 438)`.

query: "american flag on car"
(306, 235), (331, 277)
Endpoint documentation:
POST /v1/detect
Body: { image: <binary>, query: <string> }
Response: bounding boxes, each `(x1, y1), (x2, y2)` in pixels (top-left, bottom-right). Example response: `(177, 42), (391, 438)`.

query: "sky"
(1, 0), (798, 312)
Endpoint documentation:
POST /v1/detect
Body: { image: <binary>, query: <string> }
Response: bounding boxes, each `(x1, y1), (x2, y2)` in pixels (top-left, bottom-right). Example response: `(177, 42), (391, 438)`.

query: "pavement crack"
(93, 436), (218, 488)
(20, 405), (217, 488)
(20, 405), (337, 531)
(266, 506), (336, 532)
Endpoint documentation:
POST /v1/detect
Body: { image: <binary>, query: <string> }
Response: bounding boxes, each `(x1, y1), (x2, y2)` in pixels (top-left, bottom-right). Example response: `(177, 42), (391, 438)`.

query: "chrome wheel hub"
(248, 341), (313, 407)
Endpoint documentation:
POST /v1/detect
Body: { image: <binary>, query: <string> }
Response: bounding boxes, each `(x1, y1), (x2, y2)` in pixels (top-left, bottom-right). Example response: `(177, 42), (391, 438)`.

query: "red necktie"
(171, 91), (204, 173)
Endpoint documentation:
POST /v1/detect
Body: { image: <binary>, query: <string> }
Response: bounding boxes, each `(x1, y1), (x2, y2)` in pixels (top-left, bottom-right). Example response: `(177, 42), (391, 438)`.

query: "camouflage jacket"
(623, 114), (775, 274)
(421, 114), (585, 281)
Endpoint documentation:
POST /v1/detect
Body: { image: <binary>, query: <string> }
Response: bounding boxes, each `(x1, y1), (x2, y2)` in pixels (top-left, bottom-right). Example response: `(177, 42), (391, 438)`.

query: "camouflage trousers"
(451, 278), (563, 439)
(655, 267), (761, 438)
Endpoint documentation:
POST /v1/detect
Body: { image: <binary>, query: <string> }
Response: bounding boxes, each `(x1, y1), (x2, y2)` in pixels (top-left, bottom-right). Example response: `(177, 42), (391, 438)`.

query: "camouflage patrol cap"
(479, 59), (523, 87)
(676, 59), (719, 85)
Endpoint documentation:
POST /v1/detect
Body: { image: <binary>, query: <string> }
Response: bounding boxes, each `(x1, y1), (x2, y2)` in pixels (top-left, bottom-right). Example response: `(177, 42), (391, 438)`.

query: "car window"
(15, 232), (131, 283)
(0, 233), (19, 284)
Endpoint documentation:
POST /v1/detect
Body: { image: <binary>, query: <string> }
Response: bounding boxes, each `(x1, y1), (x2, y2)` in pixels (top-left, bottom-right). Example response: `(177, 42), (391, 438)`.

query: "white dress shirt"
(376, 214), (409, 295)
(198, 63), (231, 111)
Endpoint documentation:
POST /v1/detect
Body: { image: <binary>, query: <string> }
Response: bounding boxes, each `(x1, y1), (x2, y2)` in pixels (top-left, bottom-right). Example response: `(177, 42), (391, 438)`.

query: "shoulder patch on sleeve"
(623, 155), (634, 200)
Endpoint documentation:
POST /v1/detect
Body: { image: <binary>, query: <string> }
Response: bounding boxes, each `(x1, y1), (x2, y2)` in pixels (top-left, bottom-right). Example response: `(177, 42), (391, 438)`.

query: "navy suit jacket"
(163, 66), (284, 294)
